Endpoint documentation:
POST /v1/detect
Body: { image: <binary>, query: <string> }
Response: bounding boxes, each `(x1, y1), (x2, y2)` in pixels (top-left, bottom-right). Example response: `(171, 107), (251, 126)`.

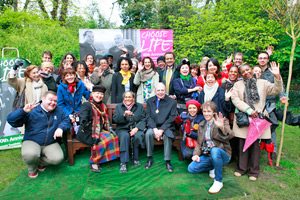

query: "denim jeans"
(187, 147), (230, 182)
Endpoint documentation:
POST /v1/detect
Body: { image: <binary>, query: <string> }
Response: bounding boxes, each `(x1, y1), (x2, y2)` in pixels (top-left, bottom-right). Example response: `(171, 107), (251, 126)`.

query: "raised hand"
(213, 112), (225, 129)
(265, 45), (274, 57)
(227, 54), (233, 64)
(225, 88), (233, 101)
(269, 61), (281, 80)
(138, 62), (144, 72)
(23, 100), (39, 113)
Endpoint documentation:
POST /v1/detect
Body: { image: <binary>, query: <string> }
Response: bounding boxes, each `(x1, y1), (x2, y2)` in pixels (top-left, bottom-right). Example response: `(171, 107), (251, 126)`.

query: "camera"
(201, 146), (211, 156)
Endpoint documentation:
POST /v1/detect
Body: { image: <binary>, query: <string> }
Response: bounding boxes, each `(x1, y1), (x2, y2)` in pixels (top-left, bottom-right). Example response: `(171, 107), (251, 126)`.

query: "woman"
(7, 65), (48, 106)
(190, 63), (199, 80)
(174, 100), (204, 160)
(196, 57), (209, 88)
(57, 68), (90, 119)
(173, 60), (202, 113)
(84, 54), (97, 77)
(77, 85), (120, 172)
(205, 58), (228, 87)
(91, 57), (114, 104)
(56, 53), (77, 85)
(231, 63), (282, 181)
(76, 61), (93, 91)
(40, 62), (57, 92)
(111, 57), (136, 103)
(113, 91), (146, 173)
(133, 57), (159, 104)
(130, 58), (139, 74)
(188, 101), (233, 194)
(198, 71), (230, 118)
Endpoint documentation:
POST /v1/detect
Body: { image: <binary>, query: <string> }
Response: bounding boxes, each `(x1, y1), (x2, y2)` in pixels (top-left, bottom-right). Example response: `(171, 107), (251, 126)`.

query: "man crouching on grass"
(7, 91), (71, 178)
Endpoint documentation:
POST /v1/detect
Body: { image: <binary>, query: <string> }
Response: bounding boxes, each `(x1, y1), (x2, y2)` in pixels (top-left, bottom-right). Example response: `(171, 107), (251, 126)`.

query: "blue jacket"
(173, 77), (198, 103)
(198, 87), (230, 118)
(7, 105), (71, 146)
(57, 80), (90, 115)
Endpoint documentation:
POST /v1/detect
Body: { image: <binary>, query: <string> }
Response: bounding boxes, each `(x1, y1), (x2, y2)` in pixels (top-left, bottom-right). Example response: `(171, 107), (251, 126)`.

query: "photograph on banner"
(79, 29), (173, 69)
(0, 57), (30, 150)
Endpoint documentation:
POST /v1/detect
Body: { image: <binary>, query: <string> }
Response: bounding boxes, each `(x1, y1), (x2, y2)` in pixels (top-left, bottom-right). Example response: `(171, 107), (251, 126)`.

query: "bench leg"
(67, 138), (75, 166)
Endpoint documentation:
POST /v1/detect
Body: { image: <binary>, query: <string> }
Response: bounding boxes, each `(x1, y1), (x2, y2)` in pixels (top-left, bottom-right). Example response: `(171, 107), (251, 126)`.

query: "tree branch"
(37, 0), (49, 18)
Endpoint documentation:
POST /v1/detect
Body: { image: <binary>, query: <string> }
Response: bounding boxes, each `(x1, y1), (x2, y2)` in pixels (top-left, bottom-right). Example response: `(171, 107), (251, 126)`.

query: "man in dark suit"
(158, 52), (178, 99)
(145, 83), (178, 172)
(80, 31), (103, 61)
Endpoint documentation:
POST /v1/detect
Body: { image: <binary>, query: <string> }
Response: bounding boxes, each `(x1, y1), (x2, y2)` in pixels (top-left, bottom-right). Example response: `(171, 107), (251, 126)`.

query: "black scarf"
(243, 78), (260, 105)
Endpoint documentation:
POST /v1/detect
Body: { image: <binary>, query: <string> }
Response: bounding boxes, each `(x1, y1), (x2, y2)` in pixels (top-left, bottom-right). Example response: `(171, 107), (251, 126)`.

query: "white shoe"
(208, 180), (223, 194)
(209, 169), (215, 179)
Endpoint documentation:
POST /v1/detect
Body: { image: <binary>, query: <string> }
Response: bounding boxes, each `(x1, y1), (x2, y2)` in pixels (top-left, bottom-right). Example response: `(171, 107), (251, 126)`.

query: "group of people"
(6, 47), (284, 194)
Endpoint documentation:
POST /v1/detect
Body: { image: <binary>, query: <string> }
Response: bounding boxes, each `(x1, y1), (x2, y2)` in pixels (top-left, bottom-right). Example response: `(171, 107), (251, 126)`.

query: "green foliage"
(170, 0), (285, 64)
(0, 9), (104, 67)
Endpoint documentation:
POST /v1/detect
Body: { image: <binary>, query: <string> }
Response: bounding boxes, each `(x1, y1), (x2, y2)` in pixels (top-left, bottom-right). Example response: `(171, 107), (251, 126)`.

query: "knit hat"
(157, 56), (165, 63)
(186, 99), (201, 110)
(92, 85), (106, 93)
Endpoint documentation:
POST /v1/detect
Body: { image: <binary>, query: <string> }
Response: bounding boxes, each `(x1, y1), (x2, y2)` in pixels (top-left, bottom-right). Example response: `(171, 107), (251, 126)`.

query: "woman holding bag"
(174, 99), (204, 160)
(231, 62), (283, 181)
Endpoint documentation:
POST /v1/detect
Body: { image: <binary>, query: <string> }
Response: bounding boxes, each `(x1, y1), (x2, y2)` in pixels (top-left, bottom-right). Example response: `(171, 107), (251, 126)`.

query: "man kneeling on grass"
(188, 101), (233, 194)
(7, 91), (71, 178)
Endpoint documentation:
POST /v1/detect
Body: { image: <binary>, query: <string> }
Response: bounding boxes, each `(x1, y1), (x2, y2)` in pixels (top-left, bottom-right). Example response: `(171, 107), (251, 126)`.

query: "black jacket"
(111, 72), (136, 103)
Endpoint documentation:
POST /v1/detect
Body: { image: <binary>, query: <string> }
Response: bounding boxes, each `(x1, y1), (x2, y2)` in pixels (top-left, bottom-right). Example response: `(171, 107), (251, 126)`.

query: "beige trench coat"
(231, 78), (283, 139)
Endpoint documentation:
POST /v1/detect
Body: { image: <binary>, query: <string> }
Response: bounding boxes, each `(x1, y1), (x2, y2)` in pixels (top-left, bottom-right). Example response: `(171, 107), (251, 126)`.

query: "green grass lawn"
(1, 123), (299, 199)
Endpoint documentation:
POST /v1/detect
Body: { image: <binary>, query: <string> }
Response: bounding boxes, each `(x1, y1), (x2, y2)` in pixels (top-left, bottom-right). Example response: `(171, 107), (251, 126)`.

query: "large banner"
(0, 57), (30, 150)
(79, 29), (173, 67)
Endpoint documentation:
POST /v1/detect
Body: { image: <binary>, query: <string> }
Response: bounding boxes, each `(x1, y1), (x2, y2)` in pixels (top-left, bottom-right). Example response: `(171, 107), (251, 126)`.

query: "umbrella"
(243, 117), (272, 152)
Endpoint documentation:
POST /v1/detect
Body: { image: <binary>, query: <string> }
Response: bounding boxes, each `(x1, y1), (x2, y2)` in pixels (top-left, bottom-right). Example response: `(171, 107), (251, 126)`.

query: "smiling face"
(228, 67), (239, 81)
(180, 64), (190, 76)
(65, 73), (76, 84)
(234, 55), (243, 67)
(120, 60), (130, 72)
(253, 66), (262, 79)
(144, 58), (152, 70)
(257, 53), (269, 68)
(86, 55), (94, 65)
(77, 64), (86, 78)
(124, 92), (134, 106)
(191, 68), (198, 78)
(207, 61), (218, 73)
(65, 55), (73, 65)
(157, 60), (166, 69)
(205, 73), (216, 87)
(44, 67), (53, 74)
(188, 104), (198, 117)
(200, 64), (206, 75)
(29, 67), (40, 81)
(99, 59), (109, 71)
(240, 65), (253, 80)
(42, 93), (58, 112)
(202, 106), (214, 123)
(165, 53), (175, 67)
(92, 91), (104, 103)
(42, 54), (51, 62)
(155, 83), (166, 99)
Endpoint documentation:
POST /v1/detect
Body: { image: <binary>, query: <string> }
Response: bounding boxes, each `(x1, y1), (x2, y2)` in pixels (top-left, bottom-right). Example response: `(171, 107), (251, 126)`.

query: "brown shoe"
(271, 152), (277, 160)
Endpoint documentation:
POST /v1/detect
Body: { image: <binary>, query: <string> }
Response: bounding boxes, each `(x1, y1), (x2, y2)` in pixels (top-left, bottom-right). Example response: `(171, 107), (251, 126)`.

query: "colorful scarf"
(90, 100), (110, 140)
(88, 64), (96, 74)
(180, 74), (191, 82)
(140, 68), (155, 82)
(67, 82), (76, 93)
(120, 69), (131, 85)
(123, 100), (135, 111)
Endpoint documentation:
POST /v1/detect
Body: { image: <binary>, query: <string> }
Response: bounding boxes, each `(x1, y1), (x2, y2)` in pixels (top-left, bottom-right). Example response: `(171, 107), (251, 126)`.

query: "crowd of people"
(6, 48), (285, 194)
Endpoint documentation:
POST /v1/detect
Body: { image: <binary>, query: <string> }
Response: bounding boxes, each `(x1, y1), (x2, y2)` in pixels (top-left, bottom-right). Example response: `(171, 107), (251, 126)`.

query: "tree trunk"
(51, 0), (59, 20)
(37, 0), (49, 18)
(23, 0), (30, 11)
(59, 0), (69, 24)
(12, 0), (18, 11)
(276, 36), (297, 166)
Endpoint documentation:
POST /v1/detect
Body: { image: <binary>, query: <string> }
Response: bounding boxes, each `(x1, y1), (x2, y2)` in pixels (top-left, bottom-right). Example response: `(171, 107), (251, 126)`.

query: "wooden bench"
(67, 103), (183, 166)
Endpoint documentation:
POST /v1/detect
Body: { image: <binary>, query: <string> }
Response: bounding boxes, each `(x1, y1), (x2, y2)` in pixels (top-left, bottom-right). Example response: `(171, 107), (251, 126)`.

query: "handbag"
(235, 111), (250, 128)
(186, 137), (197, 148)
(13, 83), (26, 111)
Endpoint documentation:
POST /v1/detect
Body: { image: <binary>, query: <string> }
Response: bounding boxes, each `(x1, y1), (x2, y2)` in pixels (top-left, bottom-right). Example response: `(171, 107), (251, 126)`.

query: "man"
(158, 52), (179, 99)
(225, 52), (244, 71)
(257, 51), (285, 160)
(103, 53), (116, 71)
(38, 51), (59, 75)
(7, 91), (71, 178)
(109, 34), (135, 67)
(156, 56), (166, 70)
(80, 30), (104, 61)
(145, 83), (178, 172)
